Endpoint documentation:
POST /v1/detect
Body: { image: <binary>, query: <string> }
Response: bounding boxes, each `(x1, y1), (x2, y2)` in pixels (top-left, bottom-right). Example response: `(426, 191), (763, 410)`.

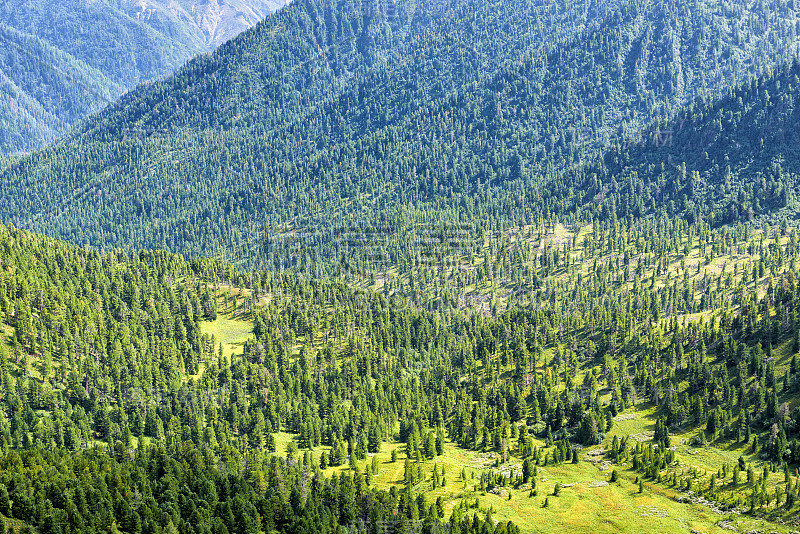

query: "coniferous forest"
(5, 0), (800, 532)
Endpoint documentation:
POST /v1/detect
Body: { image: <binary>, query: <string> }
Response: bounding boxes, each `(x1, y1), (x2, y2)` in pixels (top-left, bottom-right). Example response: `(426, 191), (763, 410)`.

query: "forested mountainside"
(8, 1), (800, 530)
(541, 59), (800, 229)
(0, 0), (288, 153)
(258, 58), (800, 315)
(5, 213), (800, 531)
(0, 222), (519, 533)
(1, 0), (798, 260)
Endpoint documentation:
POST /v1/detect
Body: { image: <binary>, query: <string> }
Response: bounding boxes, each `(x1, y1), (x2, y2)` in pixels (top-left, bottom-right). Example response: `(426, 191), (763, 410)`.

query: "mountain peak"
(130, 0), (291, 47)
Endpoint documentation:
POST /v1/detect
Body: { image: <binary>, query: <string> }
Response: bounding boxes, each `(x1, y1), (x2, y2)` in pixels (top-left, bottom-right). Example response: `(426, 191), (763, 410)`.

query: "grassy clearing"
(199, 315), (253, 361)
(269, 422), (798, 533)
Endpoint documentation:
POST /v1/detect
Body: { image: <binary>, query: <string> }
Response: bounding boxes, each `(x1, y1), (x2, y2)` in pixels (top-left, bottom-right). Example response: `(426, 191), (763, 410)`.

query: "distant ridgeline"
(0, 0), (288, 153)
(0, 23), (121, 154)
(0, 0), (799, 265)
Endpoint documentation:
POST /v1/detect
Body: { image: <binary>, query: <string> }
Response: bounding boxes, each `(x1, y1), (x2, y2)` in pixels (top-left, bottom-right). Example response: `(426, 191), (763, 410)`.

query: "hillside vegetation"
(544, 60), (800, 228)
(2, 216), (800, 531)
(1, 0), (798, 257)
(5, 0), (800, 532)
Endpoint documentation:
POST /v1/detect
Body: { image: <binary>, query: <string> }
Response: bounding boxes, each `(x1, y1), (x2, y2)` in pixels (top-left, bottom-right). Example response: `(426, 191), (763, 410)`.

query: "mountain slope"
(541, 59), (800, 228)
(0, 220), (500, 533)
(0, 0), (289, 153)
(2, 218), (800, 531)
(1, 0), (798, 261)
(0, 23), (121, 153)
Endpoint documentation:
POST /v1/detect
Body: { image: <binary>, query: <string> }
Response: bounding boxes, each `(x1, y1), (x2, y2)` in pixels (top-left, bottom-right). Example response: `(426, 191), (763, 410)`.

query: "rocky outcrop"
(129, 0), (291, 48)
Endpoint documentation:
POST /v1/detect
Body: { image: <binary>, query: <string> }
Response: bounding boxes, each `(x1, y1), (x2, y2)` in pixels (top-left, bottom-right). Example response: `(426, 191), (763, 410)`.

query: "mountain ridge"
(0, 0), (289, 153)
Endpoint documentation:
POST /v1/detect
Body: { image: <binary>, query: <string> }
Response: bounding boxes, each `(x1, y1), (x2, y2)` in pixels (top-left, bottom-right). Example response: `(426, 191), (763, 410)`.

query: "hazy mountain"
(128, 0), (290, 47)
(0, 23), (121, 152)
(0, 0), (289, 153)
